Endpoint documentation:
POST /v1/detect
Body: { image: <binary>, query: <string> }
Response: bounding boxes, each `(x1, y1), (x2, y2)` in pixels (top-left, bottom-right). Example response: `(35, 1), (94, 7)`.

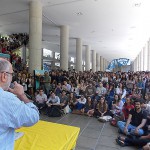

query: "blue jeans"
(117, 121), (144, 136)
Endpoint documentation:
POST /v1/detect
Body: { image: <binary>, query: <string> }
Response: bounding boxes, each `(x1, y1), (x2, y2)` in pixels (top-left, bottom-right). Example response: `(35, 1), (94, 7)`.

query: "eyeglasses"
(0, 71), (14, 77)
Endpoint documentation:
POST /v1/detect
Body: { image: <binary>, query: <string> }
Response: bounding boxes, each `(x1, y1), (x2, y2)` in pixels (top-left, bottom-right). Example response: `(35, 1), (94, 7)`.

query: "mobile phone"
(10, 83), (15, 89)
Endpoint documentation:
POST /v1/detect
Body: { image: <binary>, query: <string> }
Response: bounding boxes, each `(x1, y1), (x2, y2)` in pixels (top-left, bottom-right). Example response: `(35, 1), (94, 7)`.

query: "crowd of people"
(27, 70), (150, 149)
(0, 33), (29, 71)
(1, 33), (149, 149)
(0, 33), (29, 53)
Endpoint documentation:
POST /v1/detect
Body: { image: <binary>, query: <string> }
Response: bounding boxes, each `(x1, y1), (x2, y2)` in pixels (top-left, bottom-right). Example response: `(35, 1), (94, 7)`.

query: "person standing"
(0, 58), (39, 150)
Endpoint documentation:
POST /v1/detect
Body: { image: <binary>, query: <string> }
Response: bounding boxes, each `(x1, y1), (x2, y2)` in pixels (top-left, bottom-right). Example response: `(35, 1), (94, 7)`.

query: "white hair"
(0, 59), (10, 72)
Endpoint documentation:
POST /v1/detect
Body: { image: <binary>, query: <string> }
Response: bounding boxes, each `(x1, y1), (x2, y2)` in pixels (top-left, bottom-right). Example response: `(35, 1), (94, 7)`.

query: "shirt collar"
(0, 87), (4, 91)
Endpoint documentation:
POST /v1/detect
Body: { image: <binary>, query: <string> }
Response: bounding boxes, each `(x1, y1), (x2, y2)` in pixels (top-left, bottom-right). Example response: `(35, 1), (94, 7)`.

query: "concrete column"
(136, 57), (138, 71)
(134, 58), (136, 72)
(60, 25), (69, 71)
(29, 0), (42, 73)
(103, 58), (106, 71)
(100, 56), (103, 71)
(21, 46), (26, 64)
(96, 53), (100, 71)
(92, 50), (96, 72)
(148, 39), (150, 70)
(139, 50), (142, 71)
(137, 54), (139, 71)
(141, 48), (144, 71)
(51, 51), (55, 69)
(144, 43), (148, 71)
(106, 60), (108, 70)
(76, 38), (82, 72)
(85, 45), (90, 71)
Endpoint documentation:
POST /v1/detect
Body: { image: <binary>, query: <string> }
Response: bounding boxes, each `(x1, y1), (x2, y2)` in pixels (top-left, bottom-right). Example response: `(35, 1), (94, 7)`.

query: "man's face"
(3, 64), (13, 91)
(64, 81), (67, 85)
(81, 96), (84, 100)
(51, 93), (55, 98)
(135, 102), (141, 110)
(62, 91), (66, 95)
(89, 84), (92, 87)
(99, 82), (103, 87)
(39, 90), (43, 95)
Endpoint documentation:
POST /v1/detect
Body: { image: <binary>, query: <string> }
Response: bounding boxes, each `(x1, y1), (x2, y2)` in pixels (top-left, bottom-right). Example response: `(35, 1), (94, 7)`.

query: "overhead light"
(76, 12), (83, 16)
(134, 3), (141, 7)
(129, 38), (133, 40)
(130, 26), (136, 29)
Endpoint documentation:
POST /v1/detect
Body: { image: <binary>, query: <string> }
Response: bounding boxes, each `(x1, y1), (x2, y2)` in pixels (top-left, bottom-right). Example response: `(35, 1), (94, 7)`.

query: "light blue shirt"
(0, 88), (39, 150)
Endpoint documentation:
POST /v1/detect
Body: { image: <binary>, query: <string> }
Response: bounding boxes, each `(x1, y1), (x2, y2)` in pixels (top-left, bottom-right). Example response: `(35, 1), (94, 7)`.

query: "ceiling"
(0, 0), (150, 62)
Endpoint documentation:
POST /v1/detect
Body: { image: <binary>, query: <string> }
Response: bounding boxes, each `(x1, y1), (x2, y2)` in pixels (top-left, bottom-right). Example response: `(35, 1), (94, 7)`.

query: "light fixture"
(130, 26), (136, 29)
(134, 3), (141, 7)
(76, 12), (83, 16)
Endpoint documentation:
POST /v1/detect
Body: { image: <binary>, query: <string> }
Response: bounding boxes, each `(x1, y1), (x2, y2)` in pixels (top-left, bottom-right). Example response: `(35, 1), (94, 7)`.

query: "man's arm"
(125, 114), (132, 128)
(136, 119), (147, 130)
(7, 82), (39, 128)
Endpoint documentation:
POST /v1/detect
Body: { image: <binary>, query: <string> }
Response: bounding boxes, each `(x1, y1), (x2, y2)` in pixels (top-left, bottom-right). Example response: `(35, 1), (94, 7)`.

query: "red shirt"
(122, 104), (134, 120)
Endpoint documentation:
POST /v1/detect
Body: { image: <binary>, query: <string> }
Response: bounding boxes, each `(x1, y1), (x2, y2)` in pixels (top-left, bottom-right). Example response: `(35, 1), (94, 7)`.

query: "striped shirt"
(0, 88), (39, 150)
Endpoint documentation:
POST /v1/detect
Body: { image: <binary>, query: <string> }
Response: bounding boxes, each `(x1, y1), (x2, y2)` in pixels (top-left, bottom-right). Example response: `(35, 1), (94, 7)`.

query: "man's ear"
(1, 73), (7, 83)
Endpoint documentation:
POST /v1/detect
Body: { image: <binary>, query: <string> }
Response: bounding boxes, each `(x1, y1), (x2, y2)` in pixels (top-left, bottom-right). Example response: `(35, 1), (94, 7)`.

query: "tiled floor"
(40, 114), (137, 150)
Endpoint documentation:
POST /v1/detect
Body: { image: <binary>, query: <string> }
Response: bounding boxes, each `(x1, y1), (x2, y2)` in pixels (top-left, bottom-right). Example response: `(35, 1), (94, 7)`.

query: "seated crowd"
(0, 33), (29, 71)
(31, 70), (150, 149)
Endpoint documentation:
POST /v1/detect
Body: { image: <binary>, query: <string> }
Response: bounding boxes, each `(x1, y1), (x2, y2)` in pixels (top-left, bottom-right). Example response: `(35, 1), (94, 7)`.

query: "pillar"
(96, 53), (100, 71)
(60, 25), (69, 71)
(100, 56), (103, 71)
(92, 50), (96, 72)
(148, 39), (150, 70)
(51, 51), (55, 69)
(85, 45), (90, 71)
(103, 58), (106, 71)
(76, 38), (82, 72)
(29, 0), (42, 73)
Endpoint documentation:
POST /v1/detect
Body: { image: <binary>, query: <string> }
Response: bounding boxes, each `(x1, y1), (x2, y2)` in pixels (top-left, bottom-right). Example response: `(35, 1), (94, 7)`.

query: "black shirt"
(130, 109), (147, 127)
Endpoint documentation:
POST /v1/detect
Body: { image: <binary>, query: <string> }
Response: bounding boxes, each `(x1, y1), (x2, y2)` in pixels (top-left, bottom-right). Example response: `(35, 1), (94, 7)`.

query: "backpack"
(48, 106), (63, 117)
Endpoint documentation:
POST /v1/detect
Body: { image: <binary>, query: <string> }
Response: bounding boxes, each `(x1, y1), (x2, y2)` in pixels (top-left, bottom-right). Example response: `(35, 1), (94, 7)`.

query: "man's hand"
(48, 104), (52, 107)
(135, 128), (139, 135)
(8, 81), (30, 103)
(124, 127), (128, 135)
(8, 81), (24, 97)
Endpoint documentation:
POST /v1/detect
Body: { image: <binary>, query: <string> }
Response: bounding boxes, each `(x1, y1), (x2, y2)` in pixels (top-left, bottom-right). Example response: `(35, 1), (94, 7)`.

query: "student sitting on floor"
(116, 133), (150, 149)
(81, 96), (95, 117)
(74, 95), (86, 112)
(93, 96), (108, 118)
(117, 99), (147, 136)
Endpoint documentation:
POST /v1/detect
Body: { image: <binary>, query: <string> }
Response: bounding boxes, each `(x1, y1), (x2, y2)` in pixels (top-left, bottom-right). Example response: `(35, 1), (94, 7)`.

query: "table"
(15, 120), (80, 150)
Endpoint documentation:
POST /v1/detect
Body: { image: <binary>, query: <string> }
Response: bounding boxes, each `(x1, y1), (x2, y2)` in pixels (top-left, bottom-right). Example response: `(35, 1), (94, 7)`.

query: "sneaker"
(116, 139), (125, 147)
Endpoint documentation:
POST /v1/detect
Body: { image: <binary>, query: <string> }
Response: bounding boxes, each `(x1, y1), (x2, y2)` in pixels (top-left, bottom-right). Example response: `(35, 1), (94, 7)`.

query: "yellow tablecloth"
(15, 121), (80, 150)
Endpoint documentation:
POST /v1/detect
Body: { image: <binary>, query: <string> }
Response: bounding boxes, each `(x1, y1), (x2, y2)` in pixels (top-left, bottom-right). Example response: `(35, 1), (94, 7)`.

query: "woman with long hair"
(68, 92), (76, 111)
(81, 96), (95, 117)
(94, 96), (108, 117)
(122, 97), (134, 120)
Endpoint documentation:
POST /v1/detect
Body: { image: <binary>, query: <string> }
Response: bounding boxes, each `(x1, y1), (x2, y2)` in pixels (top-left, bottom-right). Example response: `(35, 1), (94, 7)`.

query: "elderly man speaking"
(0, 58), (39, 150)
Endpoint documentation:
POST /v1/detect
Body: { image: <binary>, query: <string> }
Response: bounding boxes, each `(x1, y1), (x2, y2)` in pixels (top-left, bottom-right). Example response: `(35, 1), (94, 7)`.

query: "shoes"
(116, 139), (125, 147)
(98, 117), (106, 122)
(117, 135), (121, 140)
